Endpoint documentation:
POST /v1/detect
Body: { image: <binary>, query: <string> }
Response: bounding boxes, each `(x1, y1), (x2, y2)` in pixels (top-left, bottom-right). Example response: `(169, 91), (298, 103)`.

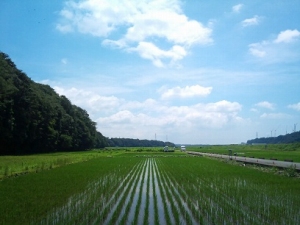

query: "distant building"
(181, 146), (186, 151)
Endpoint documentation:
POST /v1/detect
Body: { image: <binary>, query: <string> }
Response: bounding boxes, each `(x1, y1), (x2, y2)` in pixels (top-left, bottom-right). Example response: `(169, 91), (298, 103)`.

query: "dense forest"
(247, 131), (300, 145)
(107, 138), (175, 148)
(0, 52), (107, 155)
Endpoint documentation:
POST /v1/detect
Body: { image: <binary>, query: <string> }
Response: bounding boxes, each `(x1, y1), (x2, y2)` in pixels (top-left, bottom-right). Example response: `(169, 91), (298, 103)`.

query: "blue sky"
(1, 0), (300, 144)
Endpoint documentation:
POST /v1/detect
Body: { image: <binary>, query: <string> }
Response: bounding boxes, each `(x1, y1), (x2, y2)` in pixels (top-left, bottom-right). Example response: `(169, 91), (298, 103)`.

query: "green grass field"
(0, 146), (299, 224)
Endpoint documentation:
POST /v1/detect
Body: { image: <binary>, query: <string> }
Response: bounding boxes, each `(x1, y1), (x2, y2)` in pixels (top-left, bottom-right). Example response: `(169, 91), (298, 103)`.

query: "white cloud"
(56, 24), (73, 33)
(241, 15), (260, 27)
(255, 101), (275, 110)
(248, 44), (266, 57)
(232, 4), (243, 13)
(53, 85), (243, 141)
(248, 29), (300, 63)
(274, 29), (300, 43)
(129, 42), (187, 68)
(260, 113), (289, 119)
(161, 85), (212, 99)
(288, 102), (300, 111)
(97, 100), (243, 133)
(57, 0), (212, 67)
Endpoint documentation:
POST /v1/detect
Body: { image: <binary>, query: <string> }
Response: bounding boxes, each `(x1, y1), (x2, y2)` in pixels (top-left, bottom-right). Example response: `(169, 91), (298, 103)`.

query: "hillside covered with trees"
(0, 52), (107, 155)
(247, 131), (300, 145)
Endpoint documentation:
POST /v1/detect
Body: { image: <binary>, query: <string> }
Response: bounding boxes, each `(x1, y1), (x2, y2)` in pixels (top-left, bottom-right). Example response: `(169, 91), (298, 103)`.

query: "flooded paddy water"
(39, 155), (300, 225)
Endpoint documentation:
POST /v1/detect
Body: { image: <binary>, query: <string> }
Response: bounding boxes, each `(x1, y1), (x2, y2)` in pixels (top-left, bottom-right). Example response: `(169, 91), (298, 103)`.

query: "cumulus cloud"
(241, 15), (261, 27)
(129, 42), (187, 68)
(232, 4), (243, 13)
(274, 29), (300, 43)
(288, 102), (300, 111)
(53, 85), (243, 141)
(57, 0), (213, 67)
(248, 29), (300, 63)
(161, 85), (212, 99)
(248, 44), (266, 58)
(98, 100), (242, 131)
(255, 101), (275, 110)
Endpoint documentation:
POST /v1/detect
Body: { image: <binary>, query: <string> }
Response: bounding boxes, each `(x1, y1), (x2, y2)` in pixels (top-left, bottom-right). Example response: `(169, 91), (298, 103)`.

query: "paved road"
(186, 151), (300, 170)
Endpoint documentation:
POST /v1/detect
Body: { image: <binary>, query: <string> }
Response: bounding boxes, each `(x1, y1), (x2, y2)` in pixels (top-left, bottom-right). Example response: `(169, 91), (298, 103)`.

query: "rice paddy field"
(0, 147), (300, 224)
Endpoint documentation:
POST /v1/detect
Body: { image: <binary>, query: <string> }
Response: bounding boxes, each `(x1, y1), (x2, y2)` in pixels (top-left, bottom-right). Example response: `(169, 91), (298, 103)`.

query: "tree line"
(107, 138), (175, 148)
(0, 52), (107, 155)
(247, 131), (300, 145)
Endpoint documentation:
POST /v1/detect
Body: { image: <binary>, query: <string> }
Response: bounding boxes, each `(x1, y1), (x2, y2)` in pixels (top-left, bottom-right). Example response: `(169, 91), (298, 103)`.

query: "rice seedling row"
(39, 158), (143, 225)
(151, 159), (163, 225)
(103, 160), (144, 225)
(164, 166), (251, 224)
(131, 159), (147, 225)
(160, 159), (267, 224)
(152, 159), (175, 225)
(156, 159), (198, 225)
(122, 159), (148, 225)
(157, 156), (300, 224)
(143, 159), (151, 225)
(137, 159), (149, 224)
